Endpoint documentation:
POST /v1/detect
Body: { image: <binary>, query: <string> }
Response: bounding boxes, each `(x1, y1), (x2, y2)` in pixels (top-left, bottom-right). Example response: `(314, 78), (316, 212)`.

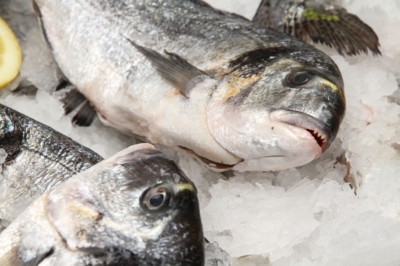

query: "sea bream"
(0, 144), (204, 266)
(32, 0), (346, 172)
(0, 103), (102, 231)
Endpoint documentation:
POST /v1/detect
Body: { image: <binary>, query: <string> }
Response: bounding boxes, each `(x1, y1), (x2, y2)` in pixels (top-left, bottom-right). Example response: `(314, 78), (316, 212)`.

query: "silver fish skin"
(0, 144), (204, 266)
(253, 0), (381, 56)
(0, 103), (102, 231)
(33, 0), (345, 172)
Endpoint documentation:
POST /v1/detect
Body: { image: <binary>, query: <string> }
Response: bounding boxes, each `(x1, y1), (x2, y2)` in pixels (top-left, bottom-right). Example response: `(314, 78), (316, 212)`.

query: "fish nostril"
(306, 129), (326, 149)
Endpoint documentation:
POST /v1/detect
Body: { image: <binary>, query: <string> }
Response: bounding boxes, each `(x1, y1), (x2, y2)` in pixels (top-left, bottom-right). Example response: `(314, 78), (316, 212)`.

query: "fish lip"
(270, 110), (332, 152)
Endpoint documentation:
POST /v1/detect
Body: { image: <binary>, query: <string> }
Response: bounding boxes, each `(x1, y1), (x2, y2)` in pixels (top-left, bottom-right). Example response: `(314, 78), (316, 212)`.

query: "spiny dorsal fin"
(253, 1), (381, 56)
(125, 38), (210, 97)
(296, 5), (381, 56)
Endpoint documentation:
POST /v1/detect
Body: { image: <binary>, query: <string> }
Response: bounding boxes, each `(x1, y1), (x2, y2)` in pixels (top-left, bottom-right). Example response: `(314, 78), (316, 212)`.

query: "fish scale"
(0, 104), (102, 232)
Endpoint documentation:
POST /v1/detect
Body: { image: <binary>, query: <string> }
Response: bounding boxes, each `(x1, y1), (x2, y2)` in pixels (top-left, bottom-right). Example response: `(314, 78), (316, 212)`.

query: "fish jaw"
(270, 110), (332, 152)
(207, 103), (324, 171)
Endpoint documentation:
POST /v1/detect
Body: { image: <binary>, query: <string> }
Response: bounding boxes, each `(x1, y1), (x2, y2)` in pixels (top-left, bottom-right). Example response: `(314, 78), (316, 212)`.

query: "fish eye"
(288, 71), (314, 87)
(141, 186), (171, 211)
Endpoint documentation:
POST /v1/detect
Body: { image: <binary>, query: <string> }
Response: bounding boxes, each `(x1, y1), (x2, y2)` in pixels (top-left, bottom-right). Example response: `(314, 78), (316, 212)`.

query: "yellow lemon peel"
(0, 17), (22, 89)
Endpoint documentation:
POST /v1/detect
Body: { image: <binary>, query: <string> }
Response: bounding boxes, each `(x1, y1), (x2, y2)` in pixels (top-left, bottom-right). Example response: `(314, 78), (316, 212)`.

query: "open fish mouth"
(270, 110), (332, 152)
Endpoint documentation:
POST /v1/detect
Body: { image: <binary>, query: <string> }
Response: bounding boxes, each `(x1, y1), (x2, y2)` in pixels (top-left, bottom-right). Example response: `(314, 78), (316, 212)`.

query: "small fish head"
(120, 149), (204, 265)
(207, 47), (345, 171)
(45, 145), (204, 265)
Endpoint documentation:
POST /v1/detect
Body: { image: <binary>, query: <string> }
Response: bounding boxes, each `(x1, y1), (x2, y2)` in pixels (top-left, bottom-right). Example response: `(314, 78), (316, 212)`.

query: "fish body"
(33, 0), (345, 172)
(253, 0), (381, 56)
(0, 103), (102, 231)
(0, 144), (204, 265)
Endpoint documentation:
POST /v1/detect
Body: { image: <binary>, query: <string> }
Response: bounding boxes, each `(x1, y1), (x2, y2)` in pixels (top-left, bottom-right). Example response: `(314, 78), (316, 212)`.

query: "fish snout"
(270, 110), (336, 152)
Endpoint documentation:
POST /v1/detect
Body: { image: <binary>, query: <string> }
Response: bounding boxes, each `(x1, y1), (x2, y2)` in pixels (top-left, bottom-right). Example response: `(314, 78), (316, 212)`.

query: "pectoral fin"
(125, 38), (210, 97)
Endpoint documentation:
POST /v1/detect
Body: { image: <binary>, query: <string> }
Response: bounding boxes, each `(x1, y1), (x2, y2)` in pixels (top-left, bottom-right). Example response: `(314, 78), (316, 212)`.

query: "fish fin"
(72, 101), (97, 127)
(252, 0), (271, 27)
(55, 78), (71, 91)
(59, 83), (97, 126)
(12, 80), (38, 96)
(61, 88), (87, 115)
(253, 2), (381, 56)
(125, 38), (209, 97)
(285, 4), (380, 56)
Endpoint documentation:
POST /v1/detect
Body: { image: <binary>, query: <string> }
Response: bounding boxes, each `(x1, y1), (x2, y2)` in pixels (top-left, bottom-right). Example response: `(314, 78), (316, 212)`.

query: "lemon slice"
(0, 17), (22, 89)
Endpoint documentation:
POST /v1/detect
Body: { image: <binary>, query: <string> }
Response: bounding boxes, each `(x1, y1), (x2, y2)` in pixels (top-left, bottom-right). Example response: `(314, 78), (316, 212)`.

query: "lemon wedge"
(0, 17), (22, 89)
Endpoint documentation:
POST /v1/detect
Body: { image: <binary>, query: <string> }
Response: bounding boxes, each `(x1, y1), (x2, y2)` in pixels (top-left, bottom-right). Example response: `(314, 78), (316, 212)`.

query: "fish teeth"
(308, 129), (326, 144)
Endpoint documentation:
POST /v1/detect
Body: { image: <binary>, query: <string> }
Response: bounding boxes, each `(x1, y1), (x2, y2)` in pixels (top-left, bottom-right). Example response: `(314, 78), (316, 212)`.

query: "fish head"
(207, 47), (345, 171)
(43, 144), (204, 265)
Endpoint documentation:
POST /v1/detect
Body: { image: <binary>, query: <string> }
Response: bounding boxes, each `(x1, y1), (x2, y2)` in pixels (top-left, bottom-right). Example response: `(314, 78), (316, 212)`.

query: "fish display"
(33, 0), (345, 172)
(0, 103), (102, 231)
(253, 0), (381, 56)
(0, 144), (204, 266)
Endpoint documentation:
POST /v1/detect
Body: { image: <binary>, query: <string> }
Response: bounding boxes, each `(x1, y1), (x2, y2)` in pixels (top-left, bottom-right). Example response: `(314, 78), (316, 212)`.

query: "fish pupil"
(290, 72), (313, 86)
(149, 194), (165, 207)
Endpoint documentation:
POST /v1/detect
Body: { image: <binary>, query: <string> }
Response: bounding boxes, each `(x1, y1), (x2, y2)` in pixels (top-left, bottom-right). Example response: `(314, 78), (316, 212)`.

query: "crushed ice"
(1, 0), (400, 265)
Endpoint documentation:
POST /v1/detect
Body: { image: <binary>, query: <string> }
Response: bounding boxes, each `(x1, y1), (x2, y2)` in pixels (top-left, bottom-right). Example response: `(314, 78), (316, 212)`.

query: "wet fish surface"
(0, 103), (102, 231)
(253, 0), (381, 56)
(0, 144), (204, 266)
(33, 0), (346, 172)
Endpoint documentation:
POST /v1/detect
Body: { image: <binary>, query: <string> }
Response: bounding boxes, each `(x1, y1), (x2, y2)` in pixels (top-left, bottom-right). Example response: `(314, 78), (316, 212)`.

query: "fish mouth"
(178, 146), (238, 171)
(270, 110), (332, 152)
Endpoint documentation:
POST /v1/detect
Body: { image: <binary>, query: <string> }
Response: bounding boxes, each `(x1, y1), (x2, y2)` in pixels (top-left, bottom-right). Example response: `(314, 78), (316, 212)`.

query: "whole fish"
(33, 0), (346, 172)
(253, 0), (381, 56)
(0, 103), (102, 231)
(0, 144), (204, 266)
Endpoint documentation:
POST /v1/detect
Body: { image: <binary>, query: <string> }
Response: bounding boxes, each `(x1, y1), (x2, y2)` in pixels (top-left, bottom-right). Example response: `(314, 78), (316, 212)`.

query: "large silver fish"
(0, 144), (204, 266)
(33, 0), (346, 172)
(0, 103), (102, 231)
(253, 0), (381, 56)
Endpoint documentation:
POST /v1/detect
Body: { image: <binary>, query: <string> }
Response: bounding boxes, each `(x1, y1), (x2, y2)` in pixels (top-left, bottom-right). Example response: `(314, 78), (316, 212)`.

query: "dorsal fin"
(252, 1), (381, 56)
(125, 38), (210, 97)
